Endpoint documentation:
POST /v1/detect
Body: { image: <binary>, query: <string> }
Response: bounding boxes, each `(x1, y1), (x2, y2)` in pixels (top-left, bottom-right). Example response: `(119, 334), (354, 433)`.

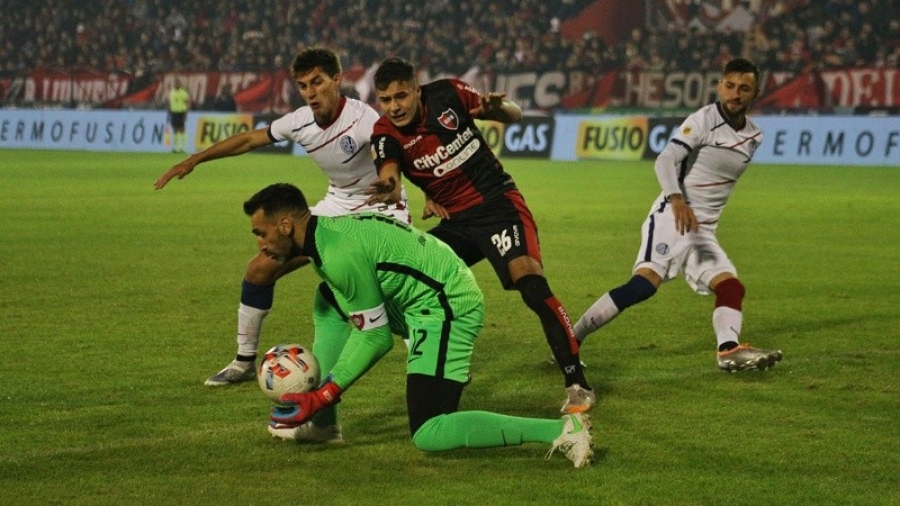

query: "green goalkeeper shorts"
(404, 306), (484, 384)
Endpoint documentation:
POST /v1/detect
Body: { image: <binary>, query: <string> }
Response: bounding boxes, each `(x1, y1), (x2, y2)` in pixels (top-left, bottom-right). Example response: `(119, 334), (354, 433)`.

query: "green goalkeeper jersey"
(301, 213), (484, 388)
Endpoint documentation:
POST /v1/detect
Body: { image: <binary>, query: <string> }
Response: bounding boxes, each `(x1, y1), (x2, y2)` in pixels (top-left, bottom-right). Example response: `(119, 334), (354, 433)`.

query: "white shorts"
(310, 184), (411, 224)
(633, 197), (736, 295)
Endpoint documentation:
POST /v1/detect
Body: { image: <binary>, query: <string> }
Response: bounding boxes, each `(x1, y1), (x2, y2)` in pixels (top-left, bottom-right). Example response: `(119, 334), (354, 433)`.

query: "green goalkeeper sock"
(412, 411), (563, 452)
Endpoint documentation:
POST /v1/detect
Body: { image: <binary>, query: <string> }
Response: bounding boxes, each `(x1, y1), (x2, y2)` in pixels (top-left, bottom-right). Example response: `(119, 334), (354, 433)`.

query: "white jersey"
(659, 102), (762, 223)
(268, 97), (409, 222)
(636, 103), (762, 293)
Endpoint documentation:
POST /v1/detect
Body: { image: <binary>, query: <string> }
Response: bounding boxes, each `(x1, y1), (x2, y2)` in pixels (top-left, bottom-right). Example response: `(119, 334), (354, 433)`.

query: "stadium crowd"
(1, 0), (898, 78)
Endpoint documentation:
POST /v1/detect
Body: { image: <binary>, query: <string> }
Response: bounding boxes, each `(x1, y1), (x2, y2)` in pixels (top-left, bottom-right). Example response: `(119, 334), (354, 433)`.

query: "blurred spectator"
(713, 42), (735, 68)
(2, 0), (898, 107)
(211, 83), (237, 112)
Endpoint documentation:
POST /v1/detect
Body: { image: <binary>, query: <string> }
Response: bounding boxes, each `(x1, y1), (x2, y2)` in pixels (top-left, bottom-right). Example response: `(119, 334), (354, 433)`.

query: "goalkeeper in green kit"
(245, 183), (594, 468)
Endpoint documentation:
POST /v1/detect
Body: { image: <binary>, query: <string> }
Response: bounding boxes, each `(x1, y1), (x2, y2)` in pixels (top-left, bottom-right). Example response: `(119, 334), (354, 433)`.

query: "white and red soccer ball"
(257, 343), (320, 403)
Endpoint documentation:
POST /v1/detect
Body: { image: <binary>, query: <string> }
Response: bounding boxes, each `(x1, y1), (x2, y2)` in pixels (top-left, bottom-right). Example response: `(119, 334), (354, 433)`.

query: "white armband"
(349, 303), (389, 331)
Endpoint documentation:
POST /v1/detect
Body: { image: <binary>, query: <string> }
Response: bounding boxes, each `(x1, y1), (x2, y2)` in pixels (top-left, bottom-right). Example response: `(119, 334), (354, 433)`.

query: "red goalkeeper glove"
(269, 381), (343, 428)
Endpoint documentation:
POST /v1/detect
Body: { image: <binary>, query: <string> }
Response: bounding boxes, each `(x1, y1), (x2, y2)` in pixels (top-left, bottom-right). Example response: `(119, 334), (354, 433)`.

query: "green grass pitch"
(1, 149), (898, 505)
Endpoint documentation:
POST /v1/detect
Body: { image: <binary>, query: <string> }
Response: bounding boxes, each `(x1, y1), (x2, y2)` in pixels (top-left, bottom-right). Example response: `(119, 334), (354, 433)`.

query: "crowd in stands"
(1, 0), (898, 80)
(611, 0), (899, 74)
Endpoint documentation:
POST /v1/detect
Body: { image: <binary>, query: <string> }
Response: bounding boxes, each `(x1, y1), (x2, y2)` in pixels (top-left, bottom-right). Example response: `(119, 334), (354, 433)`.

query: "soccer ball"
(257, 343), (320, 403)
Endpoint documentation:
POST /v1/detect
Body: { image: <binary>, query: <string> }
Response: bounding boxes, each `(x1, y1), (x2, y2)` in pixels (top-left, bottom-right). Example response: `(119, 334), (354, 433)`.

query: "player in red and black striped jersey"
(367, 57), (594, 414)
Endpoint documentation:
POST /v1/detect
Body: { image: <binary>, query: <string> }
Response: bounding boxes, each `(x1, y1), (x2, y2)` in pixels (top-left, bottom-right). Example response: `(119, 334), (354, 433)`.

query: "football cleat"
(717, 344), (783, 372)
(546, 413), (594, 468)
(204, 360), (256, 386)
(268, 421), (344, 444)
(561, 384), (596, 414)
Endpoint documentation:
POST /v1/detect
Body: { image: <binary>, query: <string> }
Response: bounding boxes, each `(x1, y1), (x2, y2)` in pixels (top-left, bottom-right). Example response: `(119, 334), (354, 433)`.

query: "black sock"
(515, 274), (589, 388)
(718, 341), (739, 352)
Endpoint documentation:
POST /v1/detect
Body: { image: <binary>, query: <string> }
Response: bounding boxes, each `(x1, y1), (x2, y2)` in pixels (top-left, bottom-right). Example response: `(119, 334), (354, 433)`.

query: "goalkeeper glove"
(270, 380), (343, 428)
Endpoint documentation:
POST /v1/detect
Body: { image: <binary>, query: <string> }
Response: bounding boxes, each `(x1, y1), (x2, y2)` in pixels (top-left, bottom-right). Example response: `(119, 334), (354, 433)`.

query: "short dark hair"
(291, 47), (341, 77)
(374, 57), (416, 91)
(244, 183), (309, 217)
(724, 58), (760, 84)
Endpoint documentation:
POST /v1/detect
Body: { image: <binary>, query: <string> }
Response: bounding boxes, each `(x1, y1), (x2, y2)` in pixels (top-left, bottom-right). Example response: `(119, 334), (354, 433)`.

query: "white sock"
(573, 293), (620, 342)
(712, 306), (742, 349)
(237, 303), (269, 358)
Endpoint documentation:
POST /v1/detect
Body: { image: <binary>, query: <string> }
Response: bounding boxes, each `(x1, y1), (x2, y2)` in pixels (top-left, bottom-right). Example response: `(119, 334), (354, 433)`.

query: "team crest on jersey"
(747, 138), (759, 158)
(339, 135), (358, 154)
(438, 108), (460, 130)
(655, 243), (670, 255)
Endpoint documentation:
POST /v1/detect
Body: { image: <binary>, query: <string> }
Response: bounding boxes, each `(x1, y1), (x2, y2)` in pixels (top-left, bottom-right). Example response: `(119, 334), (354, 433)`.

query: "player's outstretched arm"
(366, 162), (404, 205)
(470, 92), (522, 124)
(153, 127), (273, 189)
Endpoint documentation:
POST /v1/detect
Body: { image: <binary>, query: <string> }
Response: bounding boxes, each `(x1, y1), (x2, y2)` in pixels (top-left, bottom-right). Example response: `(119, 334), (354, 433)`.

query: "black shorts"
(427, 189), (541, 289)
(170, 112), (186, 130)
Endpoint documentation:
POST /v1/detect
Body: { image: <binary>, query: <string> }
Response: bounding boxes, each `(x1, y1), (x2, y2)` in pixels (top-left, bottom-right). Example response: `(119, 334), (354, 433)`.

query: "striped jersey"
(269, 97), (407, 219)
(663, 102), (763, 222)
(371, 79), (517, 216)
